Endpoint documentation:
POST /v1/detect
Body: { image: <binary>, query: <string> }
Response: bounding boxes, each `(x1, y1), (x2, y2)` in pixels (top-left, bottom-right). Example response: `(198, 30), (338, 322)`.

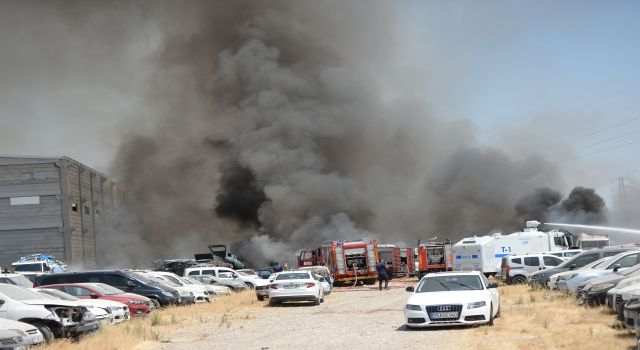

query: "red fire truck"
(377, 245), (415, 278)
(417, 241), (453, 278)
(297, 239), (379, 285)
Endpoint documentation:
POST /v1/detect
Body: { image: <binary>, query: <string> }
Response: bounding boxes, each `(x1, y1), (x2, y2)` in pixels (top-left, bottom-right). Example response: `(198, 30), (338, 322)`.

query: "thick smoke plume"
(95, 1), (605, 266)
(0, 1), (615, 268)
(514, 186), (607, 227)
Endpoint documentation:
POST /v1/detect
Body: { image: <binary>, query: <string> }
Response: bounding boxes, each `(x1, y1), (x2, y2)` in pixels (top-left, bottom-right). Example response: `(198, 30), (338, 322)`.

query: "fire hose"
(352, 263), (358, 287)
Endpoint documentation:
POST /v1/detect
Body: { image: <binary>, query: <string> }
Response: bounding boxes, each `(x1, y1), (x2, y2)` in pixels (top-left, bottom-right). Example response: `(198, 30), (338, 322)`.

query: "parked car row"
(525, 246), (640, 348)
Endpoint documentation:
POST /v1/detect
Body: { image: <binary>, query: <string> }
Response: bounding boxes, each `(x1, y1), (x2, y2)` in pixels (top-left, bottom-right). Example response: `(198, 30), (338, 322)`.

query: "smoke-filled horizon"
(0, 1), (635, 268)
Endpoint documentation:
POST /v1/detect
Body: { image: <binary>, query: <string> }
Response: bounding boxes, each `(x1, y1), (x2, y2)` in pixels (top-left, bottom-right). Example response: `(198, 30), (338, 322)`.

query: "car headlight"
(103, 307), (113, 314)
(561, 273), (578, 281)
(590, 283), (614, 292)
(405, 304), (421, 311)
(129, 300), (145, 305)
(162, 291), (173, 297)
(467, 301), (486, 309)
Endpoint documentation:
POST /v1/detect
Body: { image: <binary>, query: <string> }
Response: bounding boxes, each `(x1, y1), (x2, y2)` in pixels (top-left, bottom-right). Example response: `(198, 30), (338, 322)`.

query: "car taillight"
(305, 282), (315, 288)
(269, 284), (278, 289)
(506, 265), (510, 274)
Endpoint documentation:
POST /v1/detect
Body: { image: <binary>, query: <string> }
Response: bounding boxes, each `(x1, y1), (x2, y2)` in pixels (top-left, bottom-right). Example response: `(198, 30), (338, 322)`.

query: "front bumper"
(255, 286), (269, 297)
(69, 320), (100, 337)
(624, 308), (639, 329)
(405, 304), (491, 327)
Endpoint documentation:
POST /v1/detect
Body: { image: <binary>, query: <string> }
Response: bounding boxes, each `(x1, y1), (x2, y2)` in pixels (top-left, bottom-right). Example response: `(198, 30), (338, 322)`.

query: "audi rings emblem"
(436, 306), (451, 312)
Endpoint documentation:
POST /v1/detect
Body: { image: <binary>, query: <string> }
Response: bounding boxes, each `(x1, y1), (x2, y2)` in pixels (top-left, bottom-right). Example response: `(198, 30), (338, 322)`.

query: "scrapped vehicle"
(0, 318), (45, 347)
(580, 263), (640, 306)
(544, 249), (583, 260)
(184, 267), (248, 291)
(623, 298), (640, 329)
(147, 271), (209, 303)
(32, 289), (113, 325)
(0, 284), (98, 341)
(607, 275), (640, 313)
(547, 257), (610, 290)
(268, 271), (324, 306)
(0, 328), (27, 349)
(184, 277), (231, 295)
(0, 274), (34, 289)
(299, 266), (332, 294)
(404, 271), (500, 328)
(34, 270), (181, 308)
(256, 268), (275, 279)
(499, 254), (563, 284)
(40, 283), (152, 317)
(557, 250), (640, 294)
(11, 254), (66, 275)
(207, 245), (245, 270)
(153, 259), (199, 277)
(131, 271), (195, 305)
(529, 247), (635, 286)
(34, 288), (130, 324)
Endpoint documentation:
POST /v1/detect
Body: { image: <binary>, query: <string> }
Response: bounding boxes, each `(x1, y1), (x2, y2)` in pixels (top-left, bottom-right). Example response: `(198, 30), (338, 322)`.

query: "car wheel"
(488, 304), (494, 326)
(245, 282), (255, 289)
(150, 298), (161, 308)
(257, 295), (265, 301)
(511, 275), (527, 284)
(33, 324), (55, 342)
(269, 299), (277, 306)
(495, 303), (501, 318)
(313, 297), (321, 306)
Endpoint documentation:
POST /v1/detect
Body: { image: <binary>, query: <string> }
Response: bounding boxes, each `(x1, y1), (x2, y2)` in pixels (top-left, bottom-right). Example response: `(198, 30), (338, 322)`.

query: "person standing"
(376, 259), (389, 291)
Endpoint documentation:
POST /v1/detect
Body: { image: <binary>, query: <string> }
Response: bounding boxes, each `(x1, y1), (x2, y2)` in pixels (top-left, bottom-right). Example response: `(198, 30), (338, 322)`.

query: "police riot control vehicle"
(11, 254), (67, 275)
(451, 221), (574, 276)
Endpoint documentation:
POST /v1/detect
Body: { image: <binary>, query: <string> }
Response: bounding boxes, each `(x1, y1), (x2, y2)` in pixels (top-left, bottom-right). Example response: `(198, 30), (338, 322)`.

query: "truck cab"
(11, 254), (66, 275)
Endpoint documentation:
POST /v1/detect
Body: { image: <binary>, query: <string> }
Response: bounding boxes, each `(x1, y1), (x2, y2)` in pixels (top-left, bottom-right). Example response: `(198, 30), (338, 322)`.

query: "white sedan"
(268, 271), (324, 306)
(404, 271), (500, 327)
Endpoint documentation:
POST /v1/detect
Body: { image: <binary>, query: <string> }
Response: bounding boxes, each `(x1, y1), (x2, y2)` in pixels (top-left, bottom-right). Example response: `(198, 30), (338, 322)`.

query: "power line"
(574, 129), (640, 150)
(563, 115), (640, 144)
(575, 139), (640, 159)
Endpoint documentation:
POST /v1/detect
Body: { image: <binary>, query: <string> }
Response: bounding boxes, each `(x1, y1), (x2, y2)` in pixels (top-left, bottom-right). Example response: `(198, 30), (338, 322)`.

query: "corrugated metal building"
(0, 156), (123, 269)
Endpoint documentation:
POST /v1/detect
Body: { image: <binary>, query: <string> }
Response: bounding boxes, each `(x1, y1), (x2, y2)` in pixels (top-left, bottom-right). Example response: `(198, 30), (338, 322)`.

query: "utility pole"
(611, 177), (628, 224)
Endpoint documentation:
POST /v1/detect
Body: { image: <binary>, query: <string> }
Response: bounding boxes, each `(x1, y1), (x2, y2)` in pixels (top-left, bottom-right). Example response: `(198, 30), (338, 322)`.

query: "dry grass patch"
(463, 285), (635, 350)
(42, 291), (261, 350)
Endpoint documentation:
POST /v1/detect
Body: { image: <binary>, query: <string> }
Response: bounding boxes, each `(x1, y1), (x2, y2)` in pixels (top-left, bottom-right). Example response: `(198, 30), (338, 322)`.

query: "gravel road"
(152, 280), (458, 350)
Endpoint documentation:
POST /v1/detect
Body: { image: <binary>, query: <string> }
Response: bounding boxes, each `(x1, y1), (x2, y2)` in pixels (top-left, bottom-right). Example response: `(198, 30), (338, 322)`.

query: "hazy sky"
(1, 0), (639, 200)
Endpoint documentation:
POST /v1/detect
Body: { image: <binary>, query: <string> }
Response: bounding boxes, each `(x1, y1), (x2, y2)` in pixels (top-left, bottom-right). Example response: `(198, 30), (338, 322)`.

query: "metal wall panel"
(0, 228), (65, 267)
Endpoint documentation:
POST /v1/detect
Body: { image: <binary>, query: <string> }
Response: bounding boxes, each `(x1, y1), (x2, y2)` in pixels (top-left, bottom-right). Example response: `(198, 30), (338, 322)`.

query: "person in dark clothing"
(376, 259), (389, 291)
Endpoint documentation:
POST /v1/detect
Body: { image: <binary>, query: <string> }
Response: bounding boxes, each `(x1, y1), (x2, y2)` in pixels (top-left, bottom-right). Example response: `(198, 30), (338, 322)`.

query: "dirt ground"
(150, 279), (463, 350)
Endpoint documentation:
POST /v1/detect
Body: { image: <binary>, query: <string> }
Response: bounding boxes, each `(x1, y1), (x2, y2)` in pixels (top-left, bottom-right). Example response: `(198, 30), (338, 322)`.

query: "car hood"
(77, 299), (127, 308)
(21, 299), (82, 308)
(407, 290), (490, 306)
(584, 274), (626, 290)
(252, 279), (270, 287)
(107, 293), (150, 302)
(614, 283), (640, 296)
(0, 318), (39, 332)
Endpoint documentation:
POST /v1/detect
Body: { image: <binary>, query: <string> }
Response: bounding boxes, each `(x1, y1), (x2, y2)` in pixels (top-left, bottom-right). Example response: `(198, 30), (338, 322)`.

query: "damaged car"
(0, 284), (98, 341)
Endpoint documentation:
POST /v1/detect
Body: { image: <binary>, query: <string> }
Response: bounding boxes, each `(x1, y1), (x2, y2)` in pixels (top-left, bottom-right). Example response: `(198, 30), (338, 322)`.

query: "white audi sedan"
(404, 271), (500, 328)
(268, 271), (324, 306)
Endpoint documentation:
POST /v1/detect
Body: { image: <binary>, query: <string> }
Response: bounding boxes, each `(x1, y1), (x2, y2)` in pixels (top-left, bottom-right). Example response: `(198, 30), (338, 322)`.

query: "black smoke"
(514, 187), (562, 225)
(214, 163), (266, 227)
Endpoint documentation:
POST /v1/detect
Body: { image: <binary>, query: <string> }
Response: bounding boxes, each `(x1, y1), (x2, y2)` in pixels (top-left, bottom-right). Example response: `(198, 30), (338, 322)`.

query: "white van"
(500, 254), (564, 284)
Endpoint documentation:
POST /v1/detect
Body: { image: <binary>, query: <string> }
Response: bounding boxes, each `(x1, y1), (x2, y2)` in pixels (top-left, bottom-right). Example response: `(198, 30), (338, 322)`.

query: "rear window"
(276, 273), (310, 280)
(565, 251), (581, 257)
(543, 256), (562, 266)
(524, 257), (540, 266)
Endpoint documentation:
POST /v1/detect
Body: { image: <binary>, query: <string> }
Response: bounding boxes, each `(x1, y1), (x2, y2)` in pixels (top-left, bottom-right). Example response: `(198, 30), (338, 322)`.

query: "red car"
(40, 282), (153, 317)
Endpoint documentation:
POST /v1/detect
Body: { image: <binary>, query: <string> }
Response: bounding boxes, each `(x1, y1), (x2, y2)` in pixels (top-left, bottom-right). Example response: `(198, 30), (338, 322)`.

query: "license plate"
(284, 284), (298, 289)
(430, 312), (458, 319)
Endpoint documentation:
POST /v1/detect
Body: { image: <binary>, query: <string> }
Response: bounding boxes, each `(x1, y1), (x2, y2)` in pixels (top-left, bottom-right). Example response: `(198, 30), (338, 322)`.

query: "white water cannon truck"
(452, 221), (575, 275)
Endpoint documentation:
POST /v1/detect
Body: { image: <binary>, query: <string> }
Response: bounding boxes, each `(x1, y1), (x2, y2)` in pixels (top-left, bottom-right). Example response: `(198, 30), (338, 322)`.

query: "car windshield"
(417, 275), (483, 292)
(0, 275), (33, 288)
(276, 273), (310, 280)
(37, 289), (79, 301)
(180, 277), (194, 285)
(149, 275), (179, 287)
(160, 275), (184, 286)
(88, 283), (124, 295)
(0, 284), (44, 300)
(129, 272), (159, 285)
(13, 263), (44, 272)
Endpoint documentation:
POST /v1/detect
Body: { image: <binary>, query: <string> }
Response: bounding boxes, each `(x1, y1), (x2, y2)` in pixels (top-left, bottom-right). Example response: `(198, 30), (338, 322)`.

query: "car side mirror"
(488, 283), (498, 289)
(569, 264), (577, 270)
(126, 281), (136, 289)
(613, 264), (621, 272)
(0, 299), (5, 305)
(405, 286), (415, 292)
(90, 292), (100, 299)
(318, 277), (325, 282)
